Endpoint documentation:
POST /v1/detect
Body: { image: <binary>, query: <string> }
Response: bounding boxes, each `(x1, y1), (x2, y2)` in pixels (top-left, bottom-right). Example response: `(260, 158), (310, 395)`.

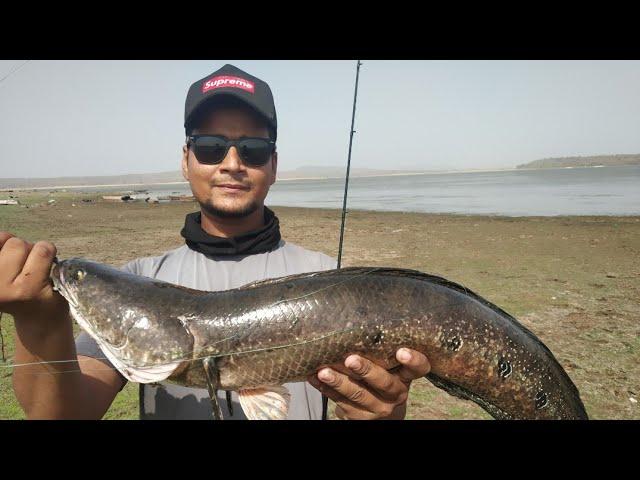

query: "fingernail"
(318, 368), (335, 383)
(347, 356), (361, 371)
(398, 349), (412, 362)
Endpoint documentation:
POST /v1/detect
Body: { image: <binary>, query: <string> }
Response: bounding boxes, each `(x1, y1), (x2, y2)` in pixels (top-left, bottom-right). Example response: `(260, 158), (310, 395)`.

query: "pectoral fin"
(238, 386), (291, 420)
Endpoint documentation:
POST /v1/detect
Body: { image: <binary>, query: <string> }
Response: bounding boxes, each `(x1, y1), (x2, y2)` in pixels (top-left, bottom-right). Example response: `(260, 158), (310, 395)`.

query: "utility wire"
(0, 60), (30, 85)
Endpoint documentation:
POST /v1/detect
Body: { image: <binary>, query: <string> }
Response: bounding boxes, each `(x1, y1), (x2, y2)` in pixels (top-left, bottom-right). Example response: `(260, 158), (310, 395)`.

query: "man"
(2, 64), (430, 419)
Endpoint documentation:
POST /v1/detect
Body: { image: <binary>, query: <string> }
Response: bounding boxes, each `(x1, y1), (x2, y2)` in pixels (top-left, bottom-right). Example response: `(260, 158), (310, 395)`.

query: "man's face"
(182, 105), (277, 219)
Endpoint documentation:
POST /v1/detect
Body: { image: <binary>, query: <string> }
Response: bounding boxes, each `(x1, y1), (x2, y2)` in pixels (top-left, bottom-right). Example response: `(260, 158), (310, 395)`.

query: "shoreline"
(5, 164), (638, 192)
(2, 190), (638, 218)
(270, 205), (640, 219)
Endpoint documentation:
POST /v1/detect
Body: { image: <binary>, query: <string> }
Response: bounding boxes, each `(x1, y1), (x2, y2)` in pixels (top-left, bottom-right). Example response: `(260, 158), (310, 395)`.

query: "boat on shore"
(102, 194), (192, 203)
(102, 195), (127, 202)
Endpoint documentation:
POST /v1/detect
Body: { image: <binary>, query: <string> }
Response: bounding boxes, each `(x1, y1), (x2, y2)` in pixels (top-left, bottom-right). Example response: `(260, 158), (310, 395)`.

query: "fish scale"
(51, 258), (588, 420)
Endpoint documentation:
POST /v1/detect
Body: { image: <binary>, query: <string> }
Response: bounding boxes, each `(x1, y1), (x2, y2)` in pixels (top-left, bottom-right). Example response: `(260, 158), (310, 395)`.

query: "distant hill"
(517, 154), (640, 169)
(0, 166), (429, 190)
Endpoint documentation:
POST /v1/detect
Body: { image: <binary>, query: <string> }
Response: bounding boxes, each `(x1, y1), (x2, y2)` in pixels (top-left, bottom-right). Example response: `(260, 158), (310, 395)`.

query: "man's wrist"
(13, 304), (72, 342)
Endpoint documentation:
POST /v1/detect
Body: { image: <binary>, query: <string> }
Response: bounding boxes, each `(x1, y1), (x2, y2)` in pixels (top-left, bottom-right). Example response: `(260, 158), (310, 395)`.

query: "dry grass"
(0, 191), (638, 419)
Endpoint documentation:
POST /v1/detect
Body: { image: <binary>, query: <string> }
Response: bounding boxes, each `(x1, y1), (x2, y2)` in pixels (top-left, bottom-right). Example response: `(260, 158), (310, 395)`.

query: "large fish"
(50, 258), (588, 420)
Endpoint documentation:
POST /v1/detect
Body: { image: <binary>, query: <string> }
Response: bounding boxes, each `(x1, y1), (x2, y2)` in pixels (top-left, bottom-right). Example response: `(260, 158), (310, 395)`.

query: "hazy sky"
(1, 60), (639, 178)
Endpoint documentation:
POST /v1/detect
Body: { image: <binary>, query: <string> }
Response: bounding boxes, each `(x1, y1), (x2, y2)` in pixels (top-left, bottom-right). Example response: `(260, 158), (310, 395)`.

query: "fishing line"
(2, 325), (364, 375)
(0, 319), (359, 371)
(210, 267), (384, 341)
(11, 263), (494, 374)
(1, 295), (478, 376)
(0, 356), (111, 368)
(260, 268), (382, 309)
(40, 267), (388, 366)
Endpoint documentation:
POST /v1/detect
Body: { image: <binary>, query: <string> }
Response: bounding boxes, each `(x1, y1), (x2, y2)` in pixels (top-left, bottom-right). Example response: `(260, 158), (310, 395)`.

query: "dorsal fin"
(234, 267), (381, 290)
(238, 266), (474, 297)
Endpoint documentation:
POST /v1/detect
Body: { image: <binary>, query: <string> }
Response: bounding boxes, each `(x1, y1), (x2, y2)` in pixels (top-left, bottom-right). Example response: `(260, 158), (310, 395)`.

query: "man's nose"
(218, 146), (245, 172)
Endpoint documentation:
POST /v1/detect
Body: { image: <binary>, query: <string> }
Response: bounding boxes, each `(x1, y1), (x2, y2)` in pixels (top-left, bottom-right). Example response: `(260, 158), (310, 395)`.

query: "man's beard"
(199, 199), (260, 219)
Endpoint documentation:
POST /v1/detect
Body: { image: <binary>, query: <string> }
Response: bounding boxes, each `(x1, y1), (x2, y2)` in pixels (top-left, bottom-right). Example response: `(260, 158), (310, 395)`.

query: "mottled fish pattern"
(51, 258), (588, 420)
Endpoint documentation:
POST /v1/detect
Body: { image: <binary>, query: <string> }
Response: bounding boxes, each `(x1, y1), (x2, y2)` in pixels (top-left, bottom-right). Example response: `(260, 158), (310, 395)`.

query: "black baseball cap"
(184, 64), (277, 141)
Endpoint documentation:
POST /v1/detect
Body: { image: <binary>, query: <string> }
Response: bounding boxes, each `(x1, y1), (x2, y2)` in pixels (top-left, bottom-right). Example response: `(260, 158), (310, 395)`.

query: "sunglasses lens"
(237, 138), (273, 167)
(192, 136), (227, 164)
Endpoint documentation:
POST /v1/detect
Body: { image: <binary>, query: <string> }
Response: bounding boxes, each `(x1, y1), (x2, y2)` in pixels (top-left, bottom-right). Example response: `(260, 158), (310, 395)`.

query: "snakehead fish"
(50, 258), (588, 420)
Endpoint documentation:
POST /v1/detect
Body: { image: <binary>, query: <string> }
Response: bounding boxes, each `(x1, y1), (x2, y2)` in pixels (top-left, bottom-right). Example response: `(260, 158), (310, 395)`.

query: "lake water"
(75, 166), (640, 217)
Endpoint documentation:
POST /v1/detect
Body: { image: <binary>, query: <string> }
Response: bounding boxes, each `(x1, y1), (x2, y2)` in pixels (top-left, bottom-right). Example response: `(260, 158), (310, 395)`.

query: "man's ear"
(270, 151), (278, 185)
(181, 145), (190, 182)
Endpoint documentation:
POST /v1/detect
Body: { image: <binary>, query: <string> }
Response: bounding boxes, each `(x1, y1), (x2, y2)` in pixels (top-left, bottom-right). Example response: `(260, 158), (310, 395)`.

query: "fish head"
(51, 257), (118, 306)
(51, 258), (140, 347)
(51, 257), (194, 381)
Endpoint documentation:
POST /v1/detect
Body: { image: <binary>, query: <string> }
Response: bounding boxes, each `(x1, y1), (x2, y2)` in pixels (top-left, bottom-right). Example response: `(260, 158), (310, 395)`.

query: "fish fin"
(238, 386), (291, 420)
(425, 372), (512, 420)
(203, 357), (224, 420)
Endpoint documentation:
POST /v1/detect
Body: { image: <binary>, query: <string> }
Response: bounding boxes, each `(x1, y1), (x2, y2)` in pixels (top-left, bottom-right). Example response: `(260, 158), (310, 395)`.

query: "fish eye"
(74, 269), (86, 281)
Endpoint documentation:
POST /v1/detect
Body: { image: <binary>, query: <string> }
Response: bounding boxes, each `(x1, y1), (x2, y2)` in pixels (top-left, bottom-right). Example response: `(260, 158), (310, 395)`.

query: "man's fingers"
(0, 237), (34, 283)
(394, 348), (431, 385)
(334, 405), (348, 420)
(334, 403), (377, 421)
(18, 241), (57, 286)
(344, 355), (406, 401)
(308, 375), (352, 404)
(0, 232), (15, 249)
(312, 368), (384, 413)
(308, 375), (378, 419)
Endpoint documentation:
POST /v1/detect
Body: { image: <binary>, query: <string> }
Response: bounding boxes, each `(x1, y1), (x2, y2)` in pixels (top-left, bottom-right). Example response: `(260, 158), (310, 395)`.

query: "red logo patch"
(202, 75), (255, 94)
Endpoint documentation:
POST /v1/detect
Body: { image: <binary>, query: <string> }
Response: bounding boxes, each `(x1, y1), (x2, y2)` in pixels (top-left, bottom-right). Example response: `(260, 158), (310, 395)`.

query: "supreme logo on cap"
(202, 75), (255, 94)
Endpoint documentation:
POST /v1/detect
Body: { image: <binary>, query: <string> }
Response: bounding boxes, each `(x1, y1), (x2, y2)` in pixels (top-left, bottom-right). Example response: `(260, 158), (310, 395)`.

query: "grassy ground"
(1, 190), (638, 419)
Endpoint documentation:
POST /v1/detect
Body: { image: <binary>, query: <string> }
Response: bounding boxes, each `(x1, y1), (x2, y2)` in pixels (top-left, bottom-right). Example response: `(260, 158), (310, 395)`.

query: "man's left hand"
(307, 348), (430, 420)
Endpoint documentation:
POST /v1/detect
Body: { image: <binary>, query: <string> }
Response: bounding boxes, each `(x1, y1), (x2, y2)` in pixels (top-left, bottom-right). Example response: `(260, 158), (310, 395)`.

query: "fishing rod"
(337, 60), (362, 269)
(322, 59), (362, 420)
(0, 312), (5, 362)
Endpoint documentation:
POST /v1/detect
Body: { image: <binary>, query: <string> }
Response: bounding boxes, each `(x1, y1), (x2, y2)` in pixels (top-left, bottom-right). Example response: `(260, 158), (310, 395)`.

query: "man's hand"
(1, 231), (124, 419)
(307, 348), (430, 420)
(0, 231), (67, 325)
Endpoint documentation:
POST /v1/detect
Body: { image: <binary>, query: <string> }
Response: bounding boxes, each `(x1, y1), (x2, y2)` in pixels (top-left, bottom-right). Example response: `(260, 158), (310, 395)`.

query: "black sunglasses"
(187, 135), (276, 167)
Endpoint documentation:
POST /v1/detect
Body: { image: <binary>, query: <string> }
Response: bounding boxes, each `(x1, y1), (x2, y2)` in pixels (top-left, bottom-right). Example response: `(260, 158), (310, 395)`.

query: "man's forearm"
(12, 311), (94, 419)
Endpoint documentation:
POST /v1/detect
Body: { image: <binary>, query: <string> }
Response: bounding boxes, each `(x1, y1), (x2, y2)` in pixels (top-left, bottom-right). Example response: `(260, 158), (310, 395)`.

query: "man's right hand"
(2, 231), (124, 419)
(0, 231), (68, 328)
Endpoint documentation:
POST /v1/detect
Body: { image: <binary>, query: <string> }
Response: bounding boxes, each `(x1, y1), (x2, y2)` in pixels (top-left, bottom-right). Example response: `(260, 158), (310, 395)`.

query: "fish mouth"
(50, 260), (79, 309)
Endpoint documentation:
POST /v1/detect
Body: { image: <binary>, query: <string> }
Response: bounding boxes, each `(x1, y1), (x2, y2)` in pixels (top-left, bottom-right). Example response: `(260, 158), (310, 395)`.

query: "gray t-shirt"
(75, 240), (337, 420)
